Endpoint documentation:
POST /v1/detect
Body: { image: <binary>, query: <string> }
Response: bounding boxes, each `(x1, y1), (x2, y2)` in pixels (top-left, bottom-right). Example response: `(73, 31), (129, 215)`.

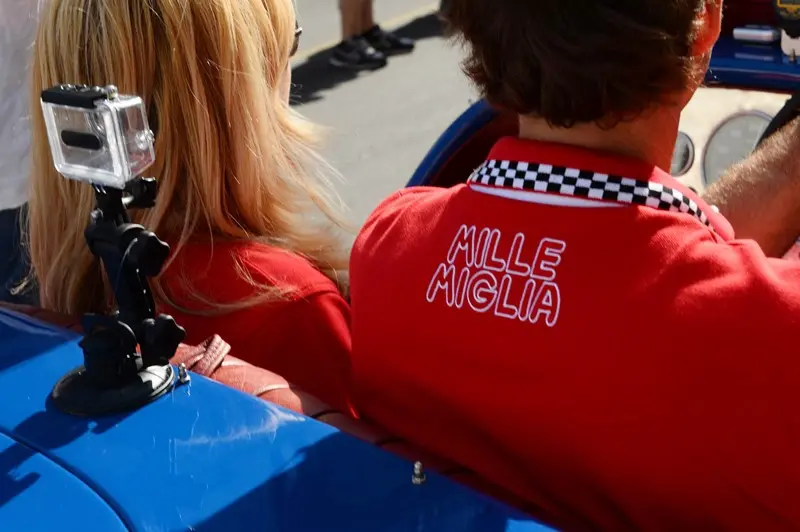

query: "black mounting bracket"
(51, 177), (186, 416)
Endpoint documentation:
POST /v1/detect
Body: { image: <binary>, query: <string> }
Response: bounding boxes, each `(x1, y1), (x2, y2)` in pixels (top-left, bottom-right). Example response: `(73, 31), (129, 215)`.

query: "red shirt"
(349, 137), (800, 531)
(159, 240), (353, 413)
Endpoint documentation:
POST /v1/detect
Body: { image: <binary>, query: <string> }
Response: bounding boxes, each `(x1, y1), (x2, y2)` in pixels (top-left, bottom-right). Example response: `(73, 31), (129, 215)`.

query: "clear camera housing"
(41, 89), (155, 189)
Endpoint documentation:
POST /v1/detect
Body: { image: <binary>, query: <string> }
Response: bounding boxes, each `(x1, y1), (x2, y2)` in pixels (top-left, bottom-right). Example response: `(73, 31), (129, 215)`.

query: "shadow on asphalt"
(290, 13), (446, 106)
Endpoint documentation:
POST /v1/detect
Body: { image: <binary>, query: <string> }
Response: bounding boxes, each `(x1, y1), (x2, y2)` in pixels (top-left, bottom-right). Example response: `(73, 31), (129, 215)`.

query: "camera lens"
(61, 130), (103, 151)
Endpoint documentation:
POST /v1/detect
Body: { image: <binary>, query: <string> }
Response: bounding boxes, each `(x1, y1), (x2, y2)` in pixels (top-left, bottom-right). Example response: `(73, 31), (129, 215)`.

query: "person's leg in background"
(338, 0), (362, 41)
(0, 0), (42, 307)
(0, 204), (37, 305)
(360, 0), (374, 34)
(331, 0), (387, 70)
(339, 0), (363, 40)
(331, 0), (415, 70)
(359, 0), (415, 56)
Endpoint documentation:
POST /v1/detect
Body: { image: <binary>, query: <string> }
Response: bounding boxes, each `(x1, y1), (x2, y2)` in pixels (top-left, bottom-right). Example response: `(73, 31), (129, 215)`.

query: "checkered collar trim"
(468, 159), (711, 227)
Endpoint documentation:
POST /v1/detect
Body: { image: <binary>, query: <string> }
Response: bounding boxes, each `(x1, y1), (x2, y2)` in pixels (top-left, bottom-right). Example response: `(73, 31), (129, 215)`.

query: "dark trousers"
(0, 204), (37, 305)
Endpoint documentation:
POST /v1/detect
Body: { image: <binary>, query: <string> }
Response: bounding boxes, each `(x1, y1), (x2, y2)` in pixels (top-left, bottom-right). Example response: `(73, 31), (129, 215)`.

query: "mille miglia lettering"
(426, 225), (566, 327)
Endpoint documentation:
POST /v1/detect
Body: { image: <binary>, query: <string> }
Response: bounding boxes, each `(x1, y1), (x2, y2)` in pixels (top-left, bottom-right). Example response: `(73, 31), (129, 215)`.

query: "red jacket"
(350, 137), (800, 531)
(159, 239), (353, 414)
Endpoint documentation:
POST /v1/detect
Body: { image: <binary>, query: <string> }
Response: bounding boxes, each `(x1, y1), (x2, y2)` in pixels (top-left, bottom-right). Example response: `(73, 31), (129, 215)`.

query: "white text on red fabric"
(425, 225), (565, 327)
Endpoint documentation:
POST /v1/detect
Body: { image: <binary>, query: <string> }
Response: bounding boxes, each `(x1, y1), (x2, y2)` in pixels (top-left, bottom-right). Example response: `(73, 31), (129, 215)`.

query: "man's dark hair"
(444, 1), (709, 128)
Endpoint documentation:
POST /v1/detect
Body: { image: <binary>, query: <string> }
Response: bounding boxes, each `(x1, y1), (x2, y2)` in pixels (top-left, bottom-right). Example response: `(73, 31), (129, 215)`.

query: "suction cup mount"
(50, 178), (186, 416)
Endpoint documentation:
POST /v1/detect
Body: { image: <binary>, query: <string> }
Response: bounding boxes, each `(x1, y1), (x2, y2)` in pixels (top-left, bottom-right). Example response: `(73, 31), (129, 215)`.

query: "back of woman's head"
(29, 0), (347, 314)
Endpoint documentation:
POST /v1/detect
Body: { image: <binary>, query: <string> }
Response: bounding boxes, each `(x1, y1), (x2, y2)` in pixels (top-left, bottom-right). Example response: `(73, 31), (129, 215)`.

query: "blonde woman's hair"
(28, 0), (349, 315)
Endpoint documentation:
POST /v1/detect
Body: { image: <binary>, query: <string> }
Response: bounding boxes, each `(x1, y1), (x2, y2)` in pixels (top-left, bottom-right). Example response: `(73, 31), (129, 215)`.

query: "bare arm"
(703, 116), (800, 257)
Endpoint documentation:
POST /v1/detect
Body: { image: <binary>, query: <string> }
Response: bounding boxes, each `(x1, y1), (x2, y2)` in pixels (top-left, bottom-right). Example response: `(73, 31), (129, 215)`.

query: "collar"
(468, 137), (734, 240)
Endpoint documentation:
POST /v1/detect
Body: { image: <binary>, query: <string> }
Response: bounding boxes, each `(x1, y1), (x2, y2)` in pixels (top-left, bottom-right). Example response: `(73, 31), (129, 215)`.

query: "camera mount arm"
(41, 84), (186, 416)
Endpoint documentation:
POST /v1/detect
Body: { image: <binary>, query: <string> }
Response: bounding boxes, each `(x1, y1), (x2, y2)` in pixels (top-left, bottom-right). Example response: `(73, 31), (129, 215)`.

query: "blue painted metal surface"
(407, 98), (498, 188)
(0, 308), (554, 532)
(0, 432), (128, 532)
(706, 37), (800, 92)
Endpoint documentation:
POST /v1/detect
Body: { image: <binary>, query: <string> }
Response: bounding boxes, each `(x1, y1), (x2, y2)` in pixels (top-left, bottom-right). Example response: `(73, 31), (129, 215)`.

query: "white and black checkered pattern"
(469, 159), (710, 227)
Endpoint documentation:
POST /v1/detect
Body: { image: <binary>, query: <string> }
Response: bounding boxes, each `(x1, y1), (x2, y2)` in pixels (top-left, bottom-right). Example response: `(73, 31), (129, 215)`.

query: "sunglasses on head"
(291, 20), (303, 57)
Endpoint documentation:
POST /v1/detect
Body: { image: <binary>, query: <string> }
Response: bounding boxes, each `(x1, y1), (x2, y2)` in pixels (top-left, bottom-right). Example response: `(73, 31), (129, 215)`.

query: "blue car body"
(0, 309), (553, 532)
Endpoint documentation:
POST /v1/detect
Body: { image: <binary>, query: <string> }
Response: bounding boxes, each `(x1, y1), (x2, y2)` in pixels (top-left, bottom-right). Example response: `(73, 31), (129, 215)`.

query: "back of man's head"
(444, 1), (713, 128)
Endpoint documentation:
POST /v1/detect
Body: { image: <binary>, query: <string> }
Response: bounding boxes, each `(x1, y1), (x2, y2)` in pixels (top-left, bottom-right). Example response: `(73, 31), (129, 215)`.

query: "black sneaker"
(329, 37), (388, 70)
(362, 25), (416, 56)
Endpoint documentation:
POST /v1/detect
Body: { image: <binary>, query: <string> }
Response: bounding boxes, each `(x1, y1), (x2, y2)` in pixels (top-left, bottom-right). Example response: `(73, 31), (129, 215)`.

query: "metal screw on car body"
(178, 363), (191, 384)
(412, 461), (426, 485)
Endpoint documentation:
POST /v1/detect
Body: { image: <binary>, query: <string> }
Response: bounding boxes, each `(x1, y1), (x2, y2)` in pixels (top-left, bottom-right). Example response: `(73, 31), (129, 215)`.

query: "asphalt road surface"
(291, 1), (788, 231)
(291, 1), (473, 226)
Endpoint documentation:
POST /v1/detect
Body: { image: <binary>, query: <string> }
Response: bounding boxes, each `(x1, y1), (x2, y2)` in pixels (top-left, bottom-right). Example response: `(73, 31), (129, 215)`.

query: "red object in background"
(722, 0), (776, 34)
